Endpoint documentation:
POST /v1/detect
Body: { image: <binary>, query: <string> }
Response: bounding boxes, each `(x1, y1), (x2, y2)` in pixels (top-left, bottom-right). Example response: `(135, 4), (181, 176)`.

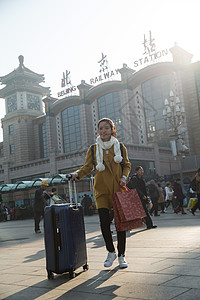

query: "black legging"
(141, 200), (153, 229)
(34, 210), (44, 232)
(98, 208), (126, 256)
(149, 199), (159, 216)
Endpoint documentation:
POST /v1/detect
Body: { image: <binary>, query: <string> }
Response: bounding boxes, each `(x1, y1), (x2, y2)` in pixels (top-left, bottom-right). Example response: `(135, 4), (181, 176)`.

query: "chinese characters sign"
(90, 52), (119, 85)
(134, 31), (168, 67)
(61, 70), (71, 87)
(57, 70), (77, 98)
(98, 53), (108, 73)
(143, 31), (156, 55)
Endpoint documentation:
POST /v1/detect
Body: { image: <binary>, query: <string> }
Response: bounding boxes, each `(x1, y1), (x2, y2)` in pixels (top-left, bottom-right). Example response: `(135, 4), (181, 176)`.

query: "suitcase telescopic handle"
(67, 175), (78, 208)
(73, 180), (78, 208)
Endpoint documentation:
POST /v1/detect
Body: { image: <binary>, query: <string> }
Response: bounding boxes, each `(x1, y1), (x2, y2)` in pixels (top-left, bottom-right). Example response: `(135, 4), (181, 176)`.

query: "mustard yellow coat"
(76, 144), (131, 210)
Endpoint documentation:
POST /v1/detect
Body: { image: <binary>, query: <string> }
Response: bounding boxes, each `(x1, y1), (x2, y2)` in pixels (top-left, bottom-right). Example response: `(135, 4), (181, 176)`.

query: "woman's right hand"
(69, 173), (78, 180)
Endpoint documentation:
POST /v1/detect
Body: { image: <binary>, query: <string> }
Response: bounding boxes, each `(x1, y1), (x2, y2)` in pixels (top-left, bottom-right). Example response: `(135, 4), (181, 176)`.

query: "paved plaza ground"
(0, 207), (200, 299)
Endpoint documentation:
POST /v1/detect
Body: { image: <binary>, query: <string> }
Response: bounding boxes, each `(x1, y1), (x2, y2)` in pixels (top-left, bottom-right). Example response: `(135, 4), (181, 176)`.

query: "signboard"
(90, 53), (119, 84)
(57, 53), (119, 97)
(57, 70), (77, 98)
(134, 31), (169, 67)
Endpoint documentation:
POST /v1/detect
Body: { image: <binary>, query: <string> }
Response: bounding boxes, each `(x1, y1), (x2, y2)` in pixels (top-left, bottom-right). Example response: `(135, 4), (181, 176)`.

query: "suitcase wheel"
(83, 264), (89, 271)
(47, 270), (54, 280)
(69, 269), (75, 279)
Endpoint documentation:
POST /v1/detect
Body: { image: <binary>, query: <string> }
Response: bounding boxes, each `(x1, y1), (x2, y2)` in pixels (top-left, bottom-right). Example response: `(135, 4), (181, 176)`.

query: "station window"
(9, 124), (14, 135)
(10, 144), (15, 154)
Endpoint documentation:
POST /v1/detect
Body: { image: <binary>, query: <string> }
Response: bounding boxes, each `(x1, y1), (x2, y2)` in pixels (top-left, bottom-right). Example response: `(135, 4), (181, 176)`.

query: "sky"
(0, 0), (200, 141)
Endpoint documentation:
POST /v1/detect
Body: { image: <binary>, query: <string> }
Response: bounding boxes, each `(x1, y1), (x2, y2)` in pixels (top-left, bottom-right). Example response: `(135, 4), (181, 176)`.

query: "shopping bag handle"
(119, 184), (129, 192)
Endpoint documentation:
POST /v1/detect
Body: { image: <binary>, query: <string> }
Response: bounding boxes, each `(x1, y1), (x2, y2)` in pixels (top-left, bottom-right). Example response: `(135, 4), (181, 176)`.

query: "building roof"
(0, 55), (45, 84)
(0, 55), (51, 98)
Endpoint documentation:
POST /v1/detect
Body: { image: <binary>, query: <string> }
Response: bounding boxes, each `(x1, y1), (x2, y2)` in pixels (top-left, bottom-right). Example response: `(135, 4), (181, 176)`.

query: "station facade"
(0, 43), (200, 201)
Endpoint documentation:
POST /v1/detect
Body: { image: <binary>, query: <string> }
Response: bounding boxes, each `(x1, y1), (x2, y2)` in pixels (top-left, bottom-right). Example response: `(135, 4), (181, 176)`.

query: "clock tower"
(0, 55), (50, 164)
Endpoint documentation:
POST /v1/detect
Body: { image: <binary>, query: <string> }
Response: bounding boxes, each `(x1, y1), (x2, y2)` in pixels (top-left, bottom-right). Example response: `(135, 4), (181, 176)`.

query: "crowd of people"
(126, 167), (198, 219)
(144, 169), (200, 217)
(0, 171), (199, 225)
(0, 203), (33, 222)
(69, 118), (200, 270)
(1, 117), (200, 272)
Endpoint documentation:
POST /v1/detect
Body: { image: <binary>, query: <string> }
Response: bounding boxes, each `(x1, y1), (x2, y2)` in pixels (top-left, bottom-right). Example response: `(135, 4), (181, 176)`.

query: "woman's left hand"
(120, 177), (126, 186)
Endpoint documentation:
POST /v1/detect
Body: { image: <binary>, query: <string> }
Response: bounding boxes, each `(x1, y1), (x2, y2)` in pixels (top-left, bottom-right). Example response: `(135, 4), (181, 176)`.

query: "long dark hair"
(97, 118), (117, 138)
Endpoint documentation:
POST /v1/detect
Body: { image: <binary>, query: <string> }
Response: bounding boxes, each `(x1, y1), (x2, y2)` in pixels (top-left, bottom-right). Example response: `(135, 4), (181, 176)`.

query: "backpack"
(91, 143), (124, 171)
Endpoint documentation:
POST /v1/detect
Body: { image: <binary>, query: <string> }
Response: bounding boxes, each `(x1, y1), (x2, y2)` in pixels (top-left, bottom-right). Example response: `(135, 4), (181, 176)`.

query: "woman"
(191, 168), (200, 216)
(157, 183), (165, 213)
(148, 180), (160, 216)
(173, 179), (186, 214)
(165, 182), (174, 209)
(70, 118), (131, 268)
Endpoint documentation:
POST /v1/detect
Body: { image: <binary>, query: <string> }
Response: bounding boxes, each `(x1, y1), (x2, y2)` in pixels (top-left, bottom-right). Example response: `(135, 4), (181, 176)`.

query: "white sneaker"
(104, 252), (117, 267)
(118, 255), (128, 268)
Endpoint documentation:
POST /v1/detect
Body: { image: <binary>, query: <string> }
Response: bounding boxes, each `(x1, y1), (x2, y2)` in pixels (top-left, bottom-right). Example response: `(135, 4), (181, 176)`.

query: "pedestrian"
(165, 182), (174, 209)
(81, 194), (93, 216)
(10, 207), (15, 220)
(148, 180), (160, 216)
(126, 166), (157, 229)
(15, 204), (21, 220)
(34, 180), (50, 233)
(157, 183), (165, 213)
(173, 179), (186, 214)
(70, 118), (131, 268)
(190, 168), (200, 216)
(2, 206), (8, 222)
(50, 187), (65, 204)
(189, 186), (196, 198)
(0, 197), (2, 222)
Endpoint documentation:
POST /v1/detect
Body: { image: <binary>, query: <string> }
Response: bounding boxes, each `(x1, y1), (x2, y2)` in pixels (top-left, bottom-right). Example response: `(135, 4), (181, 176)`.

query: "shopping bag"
(187, 198), (198, 210)
(112, 186), (146, 232)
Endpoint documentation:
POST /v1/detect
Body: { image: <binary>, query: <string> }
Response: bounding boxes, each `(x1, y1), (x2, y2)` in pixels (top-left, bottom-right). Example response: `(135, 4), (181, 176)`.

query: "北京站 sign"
(134, 31), (169, 67)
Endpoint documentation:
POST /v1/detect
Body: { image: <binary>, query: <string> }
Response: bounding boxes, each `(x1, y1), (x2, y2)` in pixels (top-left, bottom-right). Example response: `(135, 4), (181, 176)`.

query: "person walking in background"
(165, 182), (174, 209)
(2, 206), (8, 222)
(148, 180), (160, 216)
(15, 204), (21, 220)
(49, 187), (66, 205)
(70, 118), (131, 268)
(0, 196), (2, 222)
(173, 178), (186, 214)
(10, 207), (15, 220)
(157, 183), (165, 213)
(34, 180), (50, 233)
(127, 166), (157, 229)
(81, 194), (93, 216)
(190, 168), (200, 216)
(189, 186), (196, 199)
(50, 187), (59, 205)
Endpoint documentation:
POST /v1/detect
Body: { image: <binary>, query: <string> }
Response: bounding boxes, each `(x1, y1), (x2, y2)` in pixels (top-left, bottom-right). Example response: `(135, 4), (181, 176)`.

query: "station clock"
(7, 95), (17, 113)
(27, 94), (40, 110)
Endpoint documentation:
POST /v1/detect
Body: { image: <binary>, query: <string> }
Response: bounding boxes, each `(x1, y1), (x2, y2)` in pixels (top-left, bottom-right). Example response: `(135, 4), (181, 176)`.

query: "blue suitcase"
(44, 180), (88, 279)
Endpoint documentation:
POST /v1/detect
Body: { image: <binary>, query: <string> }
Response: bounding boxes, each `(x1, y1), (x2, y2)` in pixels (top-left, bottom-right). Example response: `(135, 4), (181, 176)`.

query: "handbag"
(112, 186), (146, 232)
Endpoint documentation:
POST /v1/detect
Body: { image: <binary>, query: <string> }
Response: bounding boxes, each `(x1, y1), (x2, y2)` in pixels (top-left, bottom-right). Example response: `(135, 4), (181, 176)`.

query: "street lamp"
(163, 90), (188, 187)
